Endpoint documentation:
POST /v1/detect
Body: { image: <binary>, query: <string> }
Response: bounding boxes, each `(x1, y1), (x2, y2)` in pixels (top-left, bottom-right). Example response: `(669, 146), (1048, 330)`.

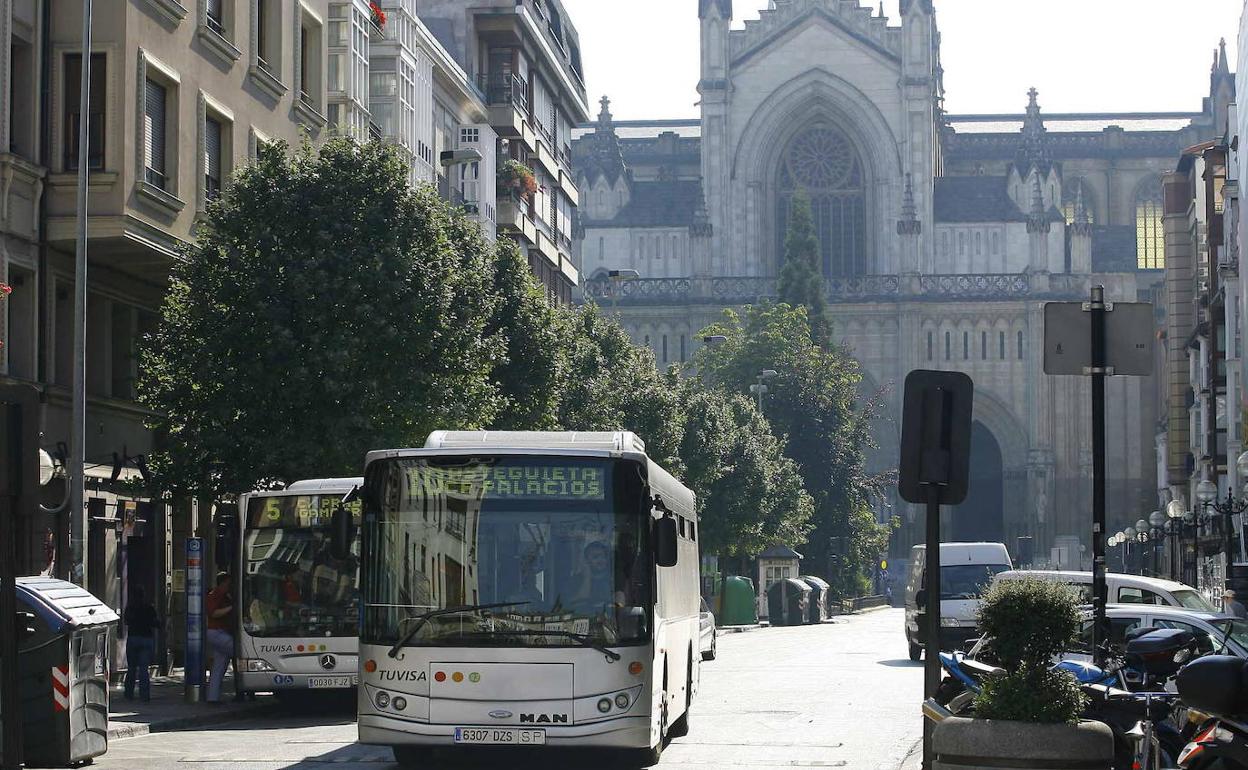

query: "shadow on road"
(276, 744), (662, 770)
(876, 658), (924, 667)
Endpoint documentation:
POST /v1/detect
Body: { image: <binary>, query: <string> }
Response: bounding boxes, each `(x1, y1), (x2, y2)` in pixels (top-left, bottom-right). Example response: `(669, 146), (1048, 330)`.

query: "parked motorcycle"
(1176, 654), (1248, 768)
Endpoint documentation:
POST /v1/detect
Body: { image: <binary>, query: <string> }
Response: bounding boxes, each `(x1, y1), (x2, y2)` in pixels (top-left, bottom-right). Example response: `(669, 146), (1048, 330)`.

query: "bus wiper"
(499, 629), (623, 662)
(387, 601), (530, 658)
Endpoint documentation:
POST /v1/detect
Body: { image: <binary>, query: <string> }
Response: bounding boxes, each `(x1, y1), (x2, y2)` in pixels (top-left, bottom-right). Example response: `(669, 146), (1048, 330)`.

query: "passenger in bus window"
(571, 541), (624, 610)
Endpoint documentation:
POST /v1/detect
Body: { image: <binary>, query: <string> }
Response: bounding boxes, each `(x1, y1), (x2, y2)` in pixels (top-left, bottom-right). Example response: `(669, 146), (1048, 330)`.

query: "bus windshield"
(241, 494), (362, 638)
(361, 456), (651, 651)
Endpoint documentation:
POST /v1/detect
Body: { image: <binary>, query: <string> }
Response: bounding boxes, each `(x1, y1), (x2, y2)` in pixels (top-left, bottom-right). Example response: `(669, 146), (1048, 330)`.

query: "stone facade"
(573, 0), (1230, 564)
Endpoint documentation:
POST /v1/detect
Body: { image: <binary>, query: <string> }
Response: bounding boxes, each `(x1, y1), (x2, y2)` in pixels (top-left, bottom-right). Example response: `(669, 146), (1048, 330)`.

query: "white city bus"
(351, 431), (701, 767)
(236, 477), (363, 696)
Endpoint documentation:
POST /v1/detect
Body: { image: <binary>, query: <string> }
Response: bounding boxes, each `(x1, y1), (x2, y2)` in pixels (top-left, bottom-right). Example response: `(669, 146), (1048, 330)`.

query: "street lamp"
(749, 369), (779, 414)
(1148, 510), (1165, 576)
(1195, 453), (1248, 590)
(606, 269), (640, 318)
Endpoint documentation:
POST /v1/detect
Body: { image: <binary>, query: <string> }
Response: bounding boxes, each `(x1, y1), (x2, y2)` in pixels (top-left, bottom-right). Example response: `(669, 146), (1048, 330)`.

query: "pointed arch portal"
(952, 421), (1005, 543)
(776, 124), (867, 278)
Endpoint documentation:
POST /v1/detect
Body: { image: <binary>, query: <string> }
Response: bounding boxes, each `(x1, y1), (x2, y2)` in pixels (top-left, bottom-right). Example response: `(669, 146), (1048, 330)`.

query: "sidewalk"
(107, 669), (276, 739)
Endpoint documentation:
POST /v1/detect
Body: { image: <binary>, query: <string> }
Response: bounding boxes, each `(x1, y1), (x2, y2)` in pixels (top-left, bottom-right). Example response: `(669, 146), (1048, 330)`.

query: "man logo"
(319, 654), (337, 671)
(488, 710), (513, 720)
(520, 713), (569, 724)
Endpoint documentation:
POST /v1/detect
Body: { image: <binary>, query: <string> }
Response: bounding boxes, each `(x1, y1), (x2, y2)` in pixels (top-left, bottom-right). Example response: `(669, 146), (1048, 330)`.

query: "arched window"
(944, 331), (951, 360)
(975, 232), (982, 256)
(927, 331), (933, 360)
(776, 124), (866, 278)
(1017, 330), (1024, 360)
(1061, 179), (1097, 226)
(991, 231), (1000, 255)
(1135, 181), (1164, 269)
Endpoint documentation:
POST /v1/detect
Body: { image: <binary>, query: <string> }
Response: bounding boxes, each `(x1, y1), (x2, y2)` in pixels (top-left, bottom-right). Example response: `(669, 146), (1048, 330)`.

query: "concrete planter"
(933, 716), (1114, 770)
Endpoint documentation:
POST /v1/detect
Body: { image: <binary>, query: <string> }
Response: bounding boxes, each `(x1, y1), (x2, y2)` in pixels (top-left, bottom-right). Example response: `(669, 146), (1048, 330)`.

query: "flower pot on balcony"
(933, 716), (1113, 770)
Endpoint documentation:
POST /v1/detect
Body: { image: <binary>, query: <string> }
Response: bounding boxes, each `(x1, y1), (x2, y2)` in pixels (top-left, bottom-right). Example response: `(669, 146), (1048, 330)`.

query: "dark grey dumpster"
(15, 577), (117, 768)
(798, 575), (830, 623)
(765, 578), (811, 626)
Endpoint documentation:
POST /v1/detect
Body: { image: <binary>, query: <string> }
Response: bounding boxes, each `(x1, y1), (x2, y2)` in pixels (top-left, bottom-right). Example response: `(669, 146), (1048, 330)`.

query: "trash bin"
(799, 575), (830, 623)
(718, 576), (757, 626)
(766, 578), (811, 627)
(14, 576), (118, 768)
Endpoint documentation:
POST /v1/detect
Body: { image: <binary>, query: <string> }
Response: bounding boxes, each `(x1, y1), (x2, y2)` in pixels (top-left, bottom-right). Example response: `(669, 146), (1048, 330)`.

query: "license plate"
(454, 728), (546, 746)
(307, 676), (355, 689)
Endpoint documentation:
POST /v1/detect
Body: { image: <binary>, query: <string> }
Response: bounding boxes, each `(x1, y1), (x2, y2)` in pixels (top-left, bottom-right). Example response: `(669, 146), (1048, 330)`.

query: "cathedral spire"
(597, 95), (614, 130)
(1218, 38), (1230, 74)
(1027, 173), (1050, 234)
(1073, 181), (1090, 227)
(580, 94), (629, 187)
(698, 0), (732, 20)
(897, 174), (921, 235)
(1017, 87), (1050, 171)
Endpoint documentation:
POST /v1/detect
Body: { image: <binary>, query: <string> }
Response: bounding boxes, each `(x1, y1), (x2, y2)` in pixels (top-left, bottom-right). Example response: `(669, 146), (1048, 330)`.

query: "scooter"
(1176, 654), (1248, 769)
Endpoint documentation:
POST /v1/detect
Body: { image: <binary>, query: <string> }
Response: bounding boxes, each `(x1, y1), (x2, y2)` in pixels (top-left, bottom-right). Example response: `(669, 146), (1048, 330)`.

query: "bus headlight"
(244, 659), (276, 672)
(375, 691), (391, 709)
(597, 698), (612, 713)
(392, 697), (407, 711)
(614, 693), (630, 710)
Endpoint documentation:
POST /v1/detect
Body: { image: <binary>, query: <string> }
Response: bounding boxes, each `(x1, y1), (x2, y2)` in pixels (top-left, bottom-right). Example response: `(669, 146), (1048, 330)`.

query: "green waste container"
(13, 577), (117, 768)
(718, 576), (758, 626)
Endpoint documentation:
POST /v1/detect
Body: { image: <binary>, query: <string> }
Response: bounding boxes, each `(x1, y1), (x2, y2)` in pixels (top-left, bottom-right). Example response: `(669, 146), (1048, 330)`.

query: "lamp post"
(1149, 510), (1166, 576)
(607, 268), (640, 318)
(750, 369), (778, 414)
(1195, 451), (1248, 591)
(1166, 499), (1186, 581)
(1123, 527), (1137, 573)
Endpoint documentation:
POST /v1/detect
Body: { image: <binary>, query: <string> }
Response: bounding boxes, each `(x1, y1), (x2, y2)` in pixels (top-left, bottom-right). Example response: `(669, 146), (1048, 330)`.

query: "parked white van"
(993, 570), (1216, 612)
(904, 542), (1013, 661)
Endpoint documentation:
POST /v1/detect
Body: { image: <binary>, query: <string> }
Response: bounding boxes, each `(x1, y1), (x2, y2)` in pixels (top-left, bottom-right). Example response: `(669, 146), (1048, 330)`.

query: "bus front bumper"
(359, 714), (653, 750)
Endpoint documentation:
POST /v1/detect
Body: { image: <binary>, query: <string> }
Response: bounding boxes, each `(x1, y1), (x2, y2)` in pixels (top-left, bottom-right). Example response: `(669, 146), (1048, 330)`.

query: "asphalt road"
(90, 608), (922, 770)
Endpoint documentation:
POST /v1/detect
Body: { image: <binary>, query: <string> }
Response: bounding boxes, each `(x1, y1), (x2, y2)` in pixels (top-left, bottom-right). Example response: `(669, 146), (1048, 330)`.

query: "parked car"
(699, 596), (717, 661)
(1074, 604), (1248, 659)
(994, 570), (1217, 612)
(904, 542), (1013, 660)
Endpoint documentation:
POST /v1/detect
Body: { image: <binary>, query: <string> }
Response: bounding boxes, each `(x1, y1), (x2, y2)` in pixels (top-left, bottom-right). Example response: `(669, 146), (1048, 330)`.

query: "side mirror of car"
(915, 590), (927, 609)
(655, 516), (678, 568)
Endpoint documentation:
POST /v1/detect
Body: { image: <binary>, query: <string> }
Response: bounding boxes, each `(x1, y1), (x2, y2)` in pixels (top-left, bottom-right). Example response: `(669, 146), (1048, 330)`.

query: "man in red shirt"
(205, 572), (235, 703)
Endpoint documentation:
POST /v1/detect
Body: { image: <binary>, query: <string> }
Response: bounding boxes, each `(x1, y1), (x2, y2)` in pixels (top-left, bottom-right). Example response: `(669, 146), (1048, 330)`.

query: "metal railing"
(475, 73), (529, 111)
(580, 273), (1039, 306)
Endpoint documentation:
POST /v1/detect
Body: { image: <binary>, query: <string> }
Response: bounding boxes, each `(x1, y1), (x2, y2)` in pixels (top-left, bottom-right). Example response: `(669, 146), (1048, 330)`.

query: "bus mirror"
(655, 516), (678, 568)
(331, 505), (354, 560)
(620, 606), (647, 638)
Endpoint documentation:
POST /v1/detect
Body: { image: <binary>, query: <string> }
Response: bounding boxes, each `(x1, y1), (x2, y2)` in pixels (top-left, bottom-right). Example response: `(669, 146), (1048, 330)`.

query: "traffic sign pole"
(1089, 286), (1109, 668)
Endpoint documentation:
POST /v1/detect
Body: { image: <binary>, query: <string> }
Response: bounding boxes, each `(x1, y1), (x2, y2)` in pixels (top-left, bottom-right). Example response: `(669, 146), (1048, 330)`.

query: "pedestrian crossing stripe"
(51, 665), (69, 712)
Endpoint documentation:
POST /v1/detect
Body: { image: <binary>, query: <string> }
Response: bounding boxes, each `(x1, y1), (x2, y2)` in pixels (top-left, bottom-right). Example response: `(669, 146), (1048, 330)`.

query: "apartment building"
(419, 0), (589, 303)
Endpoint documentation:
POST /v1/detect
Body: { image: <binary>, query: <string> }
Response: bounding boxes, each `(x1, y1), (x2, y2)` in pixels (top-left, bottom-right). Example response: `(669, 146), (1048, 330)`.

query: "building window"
(1135, 182), (1164, 269)
(975, 232), (982, 256)
(963, 331), (969, 360)
(776, 124), (866, 278)
(207, 0), (226, 35)
(204, 115), (223, 201)
(991, 231), (999, 255)
(680, 334), (687, 363)
(981, 331), (987, 360)
(144, 78), (169, 189)
(662, 334), (668, 364)
(999, 331), (1005, 359)
(927, 331), (933, 360)
(63, 53), (106, 171)
(1017, 330), (1024, 360)
(944, 331), (950, 361)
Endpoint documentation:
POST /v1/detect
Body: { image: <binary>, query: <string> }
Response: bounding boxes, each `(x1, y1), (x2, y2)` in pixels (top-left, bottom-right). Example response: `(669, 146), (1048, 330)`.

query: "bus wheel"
(668, 651), (693, 739)
(391, 746), (433, 768)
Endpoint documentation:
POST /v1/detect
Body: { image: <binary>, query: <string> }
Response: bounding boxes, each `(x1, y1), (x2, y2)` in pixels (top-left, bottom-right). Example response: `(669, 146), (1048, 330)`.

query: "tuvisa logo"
(520, 713), (569, 724)
(379, 671), (427, 683)
(259, 644), (293, 653)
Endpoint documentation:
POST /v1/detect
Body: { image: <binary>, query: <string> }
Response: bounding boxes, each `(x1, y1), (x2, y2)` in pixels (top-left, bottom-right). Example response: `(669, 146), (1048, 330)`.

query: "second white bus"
(349, 431), (701, 767)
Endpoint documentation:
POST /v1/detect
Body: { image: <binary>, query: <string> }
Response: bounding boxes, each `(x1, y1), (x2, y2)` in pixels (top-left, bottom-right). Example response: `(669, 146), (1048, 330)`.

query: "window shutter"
(144, 79), (167, 185)
(204, 116), (222, 197)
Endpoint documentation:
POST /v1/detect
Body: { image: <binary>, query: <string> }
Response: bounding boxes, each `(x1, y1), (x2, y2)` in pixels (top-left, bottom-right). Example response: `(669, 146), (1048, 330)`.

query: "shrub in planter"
(973, 578), (1088, 723)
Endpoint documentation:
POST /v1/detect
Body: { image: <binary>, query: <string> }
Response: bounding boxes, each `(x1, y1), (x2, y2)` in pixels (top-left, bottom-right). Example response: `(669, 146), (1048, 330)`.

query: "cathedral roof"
(581, 180), (705, 229)
(1091, 226), (1143, 272)
(934, 176), (1062, 223)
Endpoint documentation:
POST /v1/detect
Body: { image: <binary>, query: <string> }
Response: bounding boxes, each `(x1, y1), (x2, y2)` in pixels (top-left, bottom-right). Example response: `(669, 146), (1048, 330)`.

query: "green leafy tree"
(679, 386), (813, 558)
(777, 189), (832, 348)
(139, 139), (502, 496)
(694, 302), (893, 596)
(485, 241), (563, 430)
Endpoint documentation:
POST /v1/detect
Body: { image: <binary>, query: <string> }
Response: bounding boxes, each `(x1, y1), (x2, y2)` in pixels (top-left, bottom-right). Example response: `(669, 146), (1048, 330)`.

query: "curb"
(717, 624), (763, 634)
(108, 700), (276, 740)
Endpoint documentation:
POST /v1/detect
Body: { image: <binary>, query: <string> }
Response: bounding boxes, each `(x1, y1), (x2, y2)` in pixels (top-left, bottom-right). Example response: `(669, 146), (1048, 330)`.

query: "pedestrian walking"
(205, 572), (236, 703)
(1224, 589), (1248, 619)
(123, 586), (160, 701)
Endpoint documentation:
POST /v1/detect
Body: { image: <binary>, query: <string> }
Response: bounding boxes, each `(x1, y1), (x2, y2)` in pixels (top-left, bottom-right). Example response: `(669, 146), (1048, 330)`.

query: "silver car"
(699, 597), (717, 661)
(1079, 604), (1248, 658)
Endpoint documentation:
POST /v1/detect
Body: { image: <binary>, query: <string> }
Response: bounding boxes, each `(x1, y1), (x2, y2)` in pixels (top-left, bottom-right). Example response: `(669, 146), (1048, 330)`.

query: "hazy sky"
(560, 0), (1242, 121)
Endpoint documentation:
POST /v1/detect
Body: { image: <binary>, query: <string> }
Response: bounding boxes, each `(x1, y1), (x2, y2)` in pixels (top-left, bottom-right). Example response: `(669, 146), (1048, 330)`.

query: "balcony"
(534, 229), (559, 268)
(532, 138), (558, 177)
(475, 73), (536, 146)
(557, 169), (579, 207)
(497, 191), (537, 245)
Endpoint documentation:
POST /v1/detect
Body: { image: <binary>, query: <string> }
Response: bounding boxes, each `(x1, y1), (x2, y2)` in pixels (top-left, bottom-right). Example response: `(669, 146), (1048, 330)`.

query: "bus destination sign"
(407, 464), (606, 502)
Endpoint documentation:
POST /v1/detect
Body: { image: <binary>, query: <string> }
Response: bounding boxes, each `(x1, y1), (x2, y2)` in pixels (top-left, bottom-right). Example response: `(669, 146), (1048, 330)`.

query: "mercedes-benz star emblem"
(319, 654), (337, 670)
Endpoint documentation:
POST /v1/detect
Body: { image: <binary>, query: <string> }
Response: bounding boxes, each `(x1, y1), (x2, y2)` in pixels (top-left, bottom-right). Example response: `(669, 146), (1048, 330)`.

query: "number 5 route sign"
(1043, 301), (1155, 376)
